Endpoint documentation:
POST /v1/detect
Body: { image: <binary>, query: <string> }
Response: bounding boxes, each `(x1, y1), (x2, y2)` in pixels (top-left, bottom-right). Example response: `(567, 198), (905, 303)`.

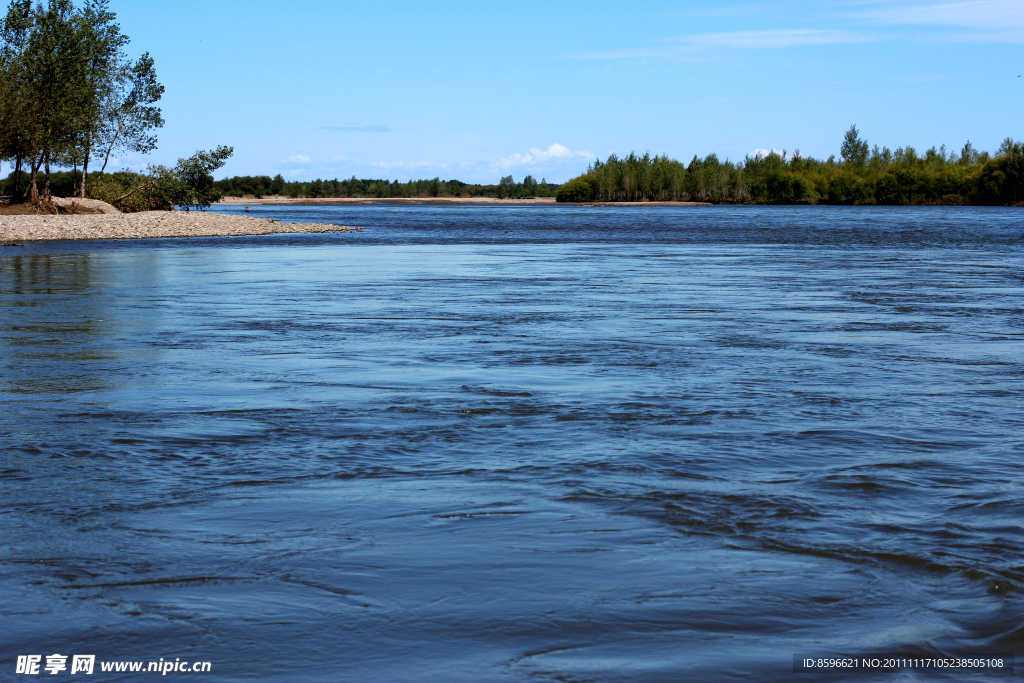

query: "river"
(2, 204), (1021, 681)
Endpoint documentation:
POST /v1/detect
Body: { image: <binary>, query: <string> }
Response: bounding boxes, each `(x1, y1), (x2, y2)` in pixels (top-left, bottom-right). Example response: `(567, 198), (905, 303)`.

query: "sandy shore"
(0, 210), (357, 243)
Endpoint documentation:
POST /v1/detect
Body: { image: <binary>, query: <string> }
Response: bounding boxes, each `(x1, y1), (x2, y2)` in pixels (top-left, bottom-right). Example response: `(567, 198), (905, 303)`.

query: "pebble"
(0, 211), (358, 242)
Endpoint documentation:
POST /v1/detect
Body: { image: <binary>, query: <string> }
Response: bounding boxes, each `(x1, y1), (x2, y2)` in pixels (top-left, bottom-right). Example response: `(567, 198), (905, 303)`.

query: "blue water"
(2, 205), (1022, 681)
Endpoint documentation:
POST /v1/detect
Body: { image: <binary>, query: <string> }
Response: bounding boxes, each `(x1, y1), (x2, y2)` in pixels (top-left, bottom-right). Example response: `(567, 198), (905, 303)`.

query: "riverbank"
(215, 196), (713, 207)
(216, 196), (559, 206)
(0, 210), (356, 242)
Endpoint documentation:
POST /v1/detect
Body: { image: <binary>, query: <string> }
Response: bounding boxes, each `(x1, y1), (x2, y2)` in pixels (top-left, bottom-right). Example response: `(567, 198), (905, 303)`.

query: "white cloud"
(287, 169), (306, 176)
(750, 148), (785, 158)
(496, 143), (580, 169)
(497, 152), (534, 169)
(286, 154), (311, 164)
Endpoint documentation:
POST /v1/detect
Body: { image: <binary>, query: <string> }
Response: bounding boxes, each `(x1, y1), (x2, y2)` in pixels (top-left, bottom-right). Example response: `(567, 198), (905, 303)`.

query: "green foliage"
(554, 129), (1023, 206)
(749, 170), (817, 204)
(825, 172), (867, 204)
(1, 167), (83, 196)
(580, 152), (689, 201)
(166, 145), (232, 209)
(840, 124), (869, 168)
(974, 140), (1023, 205)
(555, 173), (596, 202)
(86, 145), (233, 212)
(213, 174), (559, 200)
(0, 0), (158, 202)
(88, 168), (166, 211)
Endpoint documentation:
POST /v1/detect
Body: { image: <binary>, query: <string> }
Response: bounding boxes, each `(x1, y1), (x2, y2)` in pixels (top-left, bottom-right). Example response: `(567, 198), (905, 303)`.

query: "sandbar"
(0, 210), (356, 243)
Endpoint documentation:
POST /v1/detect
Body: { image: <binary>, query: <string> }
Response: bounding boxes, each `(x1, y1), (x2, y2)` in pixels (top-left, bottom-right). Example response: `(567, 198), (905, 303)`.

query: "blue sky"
(108, 0), (1023, 183)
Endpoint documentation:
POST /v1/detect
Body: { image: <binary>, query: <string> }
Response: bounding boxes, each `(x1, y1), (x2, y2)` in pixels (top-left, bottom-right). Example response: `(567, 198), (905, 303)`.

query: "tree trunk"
(81, 138), (91, 198)
(44, 152), (51, 201)
(14, 155), (21, 199)
(28, 154), (40, 205)
(112, 177), (157, 205)
(100, 121), (122, 173)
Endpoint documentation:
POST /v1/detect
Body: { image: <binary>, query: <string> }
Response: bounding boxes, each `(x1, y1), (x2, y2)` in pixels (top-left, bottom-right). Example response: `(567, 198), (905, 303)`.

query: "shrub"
(747, 172), (817, 204)
(555, 174), (596, 202)
(825, 172), (867, 204)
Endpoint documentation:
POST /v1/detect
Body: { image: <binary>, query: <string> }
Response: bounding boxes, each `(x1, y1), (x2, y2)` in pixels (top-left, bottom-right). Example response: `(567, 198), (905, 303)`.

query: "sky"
(106, 0), (1023, 183)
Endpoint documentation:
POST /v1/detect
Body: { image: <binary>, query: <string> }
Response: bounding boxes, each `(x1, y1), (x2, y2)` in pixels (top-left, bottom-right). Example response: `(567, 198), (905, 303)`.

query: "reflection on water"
(1, 205), (1022, 682)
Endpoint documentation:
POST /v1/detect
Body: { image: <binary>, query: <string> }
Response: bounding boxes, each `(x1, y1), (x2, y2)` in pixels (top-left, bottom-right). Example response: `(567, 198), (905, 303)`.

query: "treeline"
(214, 174), (560, 200)
(556, 127), (1024, 206)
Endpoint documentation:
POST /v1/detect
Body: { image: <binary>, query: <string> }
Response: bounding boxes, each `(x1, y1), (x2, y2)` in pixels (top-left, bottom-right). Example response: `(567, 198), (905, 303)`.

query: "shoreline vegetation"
(199, 126), (1022, 208)
(557, 127), (1024, 206)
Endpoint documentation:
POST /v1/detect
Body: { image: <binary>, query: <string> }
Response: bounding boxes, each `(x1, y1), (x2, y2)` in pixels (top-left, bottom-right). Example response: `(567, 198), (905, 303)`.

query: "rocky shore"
(0, 209), (357, 243)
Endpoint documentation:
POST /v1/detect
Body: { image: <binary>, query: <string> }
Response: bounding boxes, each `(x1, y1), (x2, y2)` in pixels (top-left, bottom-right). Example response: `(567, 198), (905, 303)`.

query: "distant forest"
(5, 125), (1022, 207)
(213, 174), (560, 200)
(555, 127), (1024, 206)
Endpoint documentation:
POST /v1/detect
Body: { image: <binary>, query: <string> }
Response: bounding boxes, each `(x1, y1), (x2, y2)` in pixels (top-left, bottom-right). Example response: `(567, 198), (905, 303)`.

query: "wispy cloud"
(321, 125), (392, 133)
(846, 0), (1024, 43)
(285, 154), (311, 164)
(573, 28), (871, 59)
(658, 28), (868, 48)
(858, 0), (1024, 30)
(496, 143), (593, 169)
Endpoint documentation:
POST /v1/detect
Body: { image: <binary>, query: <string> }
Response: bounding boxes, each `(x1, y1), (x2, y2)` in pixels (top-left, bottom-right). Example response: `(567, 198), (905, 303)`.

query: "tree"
(90, 49), (163, 182)
(72, 0), (129, 197)
(109, 145), (233, 211)
(840, 124), (869, 168)
(496, 174), (514, 199)
(0, 1), (31, 193)
(0, 0), (168, 206)
(14, 0), (84, 205)
(522, 174), (537, 198)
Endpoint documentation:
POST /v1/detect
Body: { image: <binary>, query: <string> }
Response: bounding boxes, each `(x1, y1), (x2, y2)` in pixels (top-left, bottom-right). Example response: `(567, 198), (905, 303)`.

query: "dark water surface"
(2, 205), (1022, 681)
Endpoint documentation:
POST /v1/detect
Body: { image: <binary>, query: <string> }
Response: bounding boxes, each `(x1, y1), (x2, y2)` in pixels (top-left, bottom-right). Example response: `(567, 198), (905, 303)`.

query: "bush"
(555, 174), (596, 202)
(875, 166), (926, 205)
(87, 146), (232, 212)
(974, 154), (1024, 205)
(747, 171), (817, 204)
(825, 172), (867, 204)
(89, 170), (172, 212)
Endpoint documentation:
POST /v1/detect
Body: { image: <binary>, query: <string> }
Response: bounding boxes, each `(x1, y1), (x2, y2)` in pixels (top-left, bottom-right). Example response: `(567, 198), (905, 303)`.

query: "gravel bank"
(0, 211), (357, 242)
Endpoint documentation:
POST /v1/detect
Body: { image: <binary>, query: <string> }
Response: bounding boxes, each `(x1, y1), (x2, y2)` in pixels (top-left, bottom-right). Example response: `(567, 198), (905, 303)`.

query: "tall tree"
(840, 124), (869, 169)
(0, 0), (163, 205)
(72, 0), (128, 196)
(23, 0), (89, 204)
(93, 51), (163, 181)
(0, 0), (32, 198)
